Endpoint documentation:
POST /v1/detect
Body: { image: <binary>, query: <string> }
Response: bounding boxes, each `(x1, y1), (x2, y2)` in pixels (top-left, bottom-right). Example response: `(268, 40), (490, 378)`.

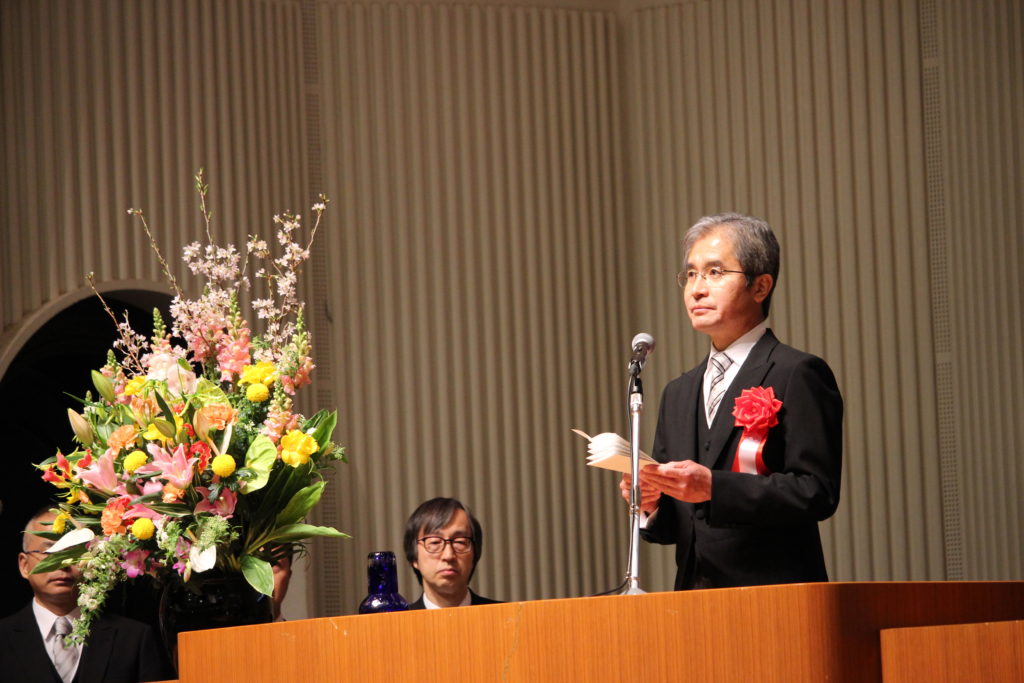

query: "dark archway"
(0, 290), (170, 619)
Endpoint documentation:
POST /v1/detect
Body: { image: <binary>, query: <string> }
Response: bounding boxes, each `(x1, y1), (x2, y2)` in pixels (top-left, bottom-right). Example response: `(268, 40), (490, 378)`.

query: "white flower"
(145, 351), (198, 397)
(189, 543), (217, 573)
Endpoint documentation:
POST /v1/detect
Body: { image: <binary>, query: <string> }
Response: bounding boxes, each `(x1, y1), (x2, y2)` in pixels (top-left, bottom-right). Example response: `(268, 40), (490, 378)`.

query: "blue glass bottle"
(358, 551), (409, 614)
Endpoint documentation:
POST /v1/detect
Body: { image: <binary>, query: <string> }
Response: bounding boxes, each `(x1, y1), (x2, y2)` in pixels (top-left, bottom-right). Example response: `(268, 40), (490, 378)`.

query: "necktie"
(52, 616), (75, 683)
(706, 352), (733, 423)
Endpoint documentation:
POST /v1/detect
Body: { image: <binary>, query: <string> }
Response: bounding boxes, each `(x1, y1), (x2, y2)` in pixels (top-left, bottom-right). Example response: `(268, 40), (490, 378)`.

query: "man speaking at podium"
(622, 213), (843, 589)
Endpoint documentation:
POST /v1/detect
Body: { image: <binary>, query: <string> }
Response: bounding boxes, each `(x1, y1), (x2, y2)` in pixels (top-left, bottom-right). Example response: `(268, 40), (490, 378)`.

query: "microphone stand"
(617, 366), (646, 595)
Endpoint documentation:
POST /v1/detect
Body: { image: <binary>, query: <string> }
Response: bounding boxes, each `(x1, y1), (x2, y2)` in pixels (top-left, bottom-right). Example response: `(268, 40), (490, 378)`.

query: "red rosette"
(730, 386), (782, 475)
(731, 385), (782, 434)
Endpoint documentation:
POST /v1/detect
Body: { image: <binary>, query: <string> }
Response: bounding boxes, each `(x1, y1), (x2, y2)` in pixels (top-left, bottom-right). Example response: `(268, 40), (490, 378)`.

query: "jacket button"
(695, 508), (706, 520)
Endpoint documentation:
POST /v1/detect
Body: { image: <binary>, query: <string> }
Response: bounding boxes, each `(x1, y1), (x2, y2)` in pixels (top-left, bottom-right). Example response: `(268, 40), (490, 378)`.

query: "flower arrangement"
(32, 171), (347, 644)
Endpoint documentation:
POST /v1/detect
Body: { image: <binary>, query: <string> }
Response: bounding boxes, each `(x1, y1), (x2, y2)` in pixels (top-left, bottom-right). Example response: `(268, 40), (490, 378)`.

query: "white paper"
(572, 428), (657, 474)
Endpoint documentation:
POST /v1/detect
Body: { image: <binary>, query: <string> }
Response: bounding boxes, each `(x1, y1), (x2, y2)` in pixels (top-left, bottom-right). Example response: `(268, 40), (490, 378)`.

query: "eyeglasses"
(418, 536), (474, 555)
(677, 266), (748, 288)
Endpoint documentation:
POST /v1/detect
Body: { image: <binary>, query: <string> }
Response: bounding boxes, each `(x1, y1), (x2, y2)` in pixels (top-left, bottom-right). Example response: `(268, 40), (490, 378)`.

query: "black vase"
(159, 572), (273, 669)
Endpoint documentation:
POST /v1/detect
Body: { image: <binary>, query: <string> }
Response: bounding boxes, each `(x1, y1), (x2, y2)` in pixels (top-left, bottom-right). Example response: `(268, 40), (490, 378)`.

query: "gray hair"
(682, 212), (780, 316)
(22, 506), (56, 551)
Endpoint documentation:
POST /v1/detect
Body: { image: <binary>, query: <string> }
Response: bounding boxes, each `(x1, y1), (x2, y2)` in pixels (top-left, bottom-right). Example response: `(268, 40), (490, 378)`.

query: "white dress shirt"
(701, 320), (769, 426)
(32, 600), (83, 682)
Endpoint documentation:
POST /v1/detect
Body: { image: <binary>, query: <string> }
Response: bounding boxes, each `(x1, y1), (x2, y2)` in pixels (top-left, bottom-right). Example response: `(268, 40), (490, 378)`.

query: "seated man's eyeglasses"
(677, 266), (747, 288)
(418, 536), (473, 555)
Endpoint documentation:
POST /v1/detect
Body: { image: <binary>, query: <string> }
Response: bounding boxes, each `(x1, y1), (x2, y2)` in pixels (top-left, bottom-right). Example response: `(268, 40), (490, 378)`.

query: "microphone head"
(631, 332), (655, 352)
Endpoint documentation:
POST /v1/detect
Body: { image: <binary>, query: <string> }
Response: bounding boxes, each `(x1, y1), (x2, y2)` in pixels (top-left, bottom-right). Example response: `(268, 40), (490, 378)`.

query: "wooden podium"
(176, 581), (1024, 682)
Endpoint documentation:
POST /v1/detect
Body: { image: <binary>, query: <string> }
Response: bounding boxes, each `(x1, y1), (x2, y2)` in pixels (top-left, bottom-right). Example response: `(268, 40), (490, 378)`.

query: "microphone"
(628, 332), (655, 375)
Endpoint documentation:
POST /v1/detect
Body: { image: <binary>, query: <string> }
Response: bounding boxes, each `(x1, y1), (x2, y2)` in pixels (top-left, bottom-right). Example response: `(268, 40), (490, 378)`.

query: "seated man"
(403, 497), (501, 609)
(0, 507), (172, 683)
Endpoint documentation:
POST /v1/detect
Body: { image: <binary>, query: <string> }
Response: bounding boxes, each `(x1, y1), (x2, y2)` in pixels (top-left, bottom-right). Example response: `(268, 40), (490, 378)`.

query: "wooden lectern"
(176, 581), (1024, 682)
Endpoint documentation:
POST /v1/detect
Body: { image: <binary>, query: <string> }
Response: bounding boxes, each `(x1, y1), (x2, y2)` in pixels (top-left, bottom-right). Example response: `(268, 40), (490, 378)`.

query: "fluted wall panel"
(623, 0), (947, 584)
(312, 1), (625, 613)
(940, 0), (1024, 580)
(0, 0), (312, 367)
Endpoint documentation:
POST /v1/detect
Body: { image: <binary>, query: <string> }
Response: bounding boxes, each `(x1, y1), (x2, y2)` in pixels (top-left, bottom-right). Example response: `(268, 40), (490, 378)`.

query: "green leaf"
(303, 410), (338, 452)
(142, 503), (193, 517)
(241, 554), (275, 596)
(192, 377), (229, 408)
(152, 418), (176, 439)
(241, 435), (277, 494)
(260, 523), (349, 545)
(153, 391), (177, 426)
(91, 370), (116, 403)
(31, 546), (88, 574)
(275, 481), (325, 527)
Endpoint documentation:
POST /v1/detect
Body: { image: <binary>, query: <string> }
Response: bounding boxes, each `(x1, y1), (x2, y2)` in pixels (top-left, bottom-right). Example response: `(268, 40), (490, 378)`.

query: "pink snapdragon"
(216, 326), (251, 382)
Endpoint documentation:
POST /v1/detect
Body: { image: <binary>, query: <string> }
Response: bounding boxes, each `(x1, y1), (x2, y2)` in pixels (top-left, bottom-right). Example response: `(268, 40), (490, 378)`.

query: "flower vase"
(159, 572), (273, 669)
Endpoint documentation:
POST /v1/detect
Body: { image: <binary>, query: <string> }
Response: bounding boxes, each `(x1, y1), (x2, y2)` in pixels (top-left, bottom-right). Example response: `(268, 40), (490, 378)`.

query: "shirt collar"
(706, 319), (768, 370)
(422, 590), (472, 609)
(31, 599), (81, 640)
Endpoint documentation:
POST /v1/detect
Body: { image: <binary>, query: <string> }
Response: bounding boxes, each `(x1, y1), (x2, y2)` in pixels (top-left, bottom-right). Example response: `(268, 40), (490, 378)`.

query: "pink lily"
(140, 443), (198, 490)
(194, 486), (237, 518)
(76, 449), (121, 495)
(124, 503), (164, 522)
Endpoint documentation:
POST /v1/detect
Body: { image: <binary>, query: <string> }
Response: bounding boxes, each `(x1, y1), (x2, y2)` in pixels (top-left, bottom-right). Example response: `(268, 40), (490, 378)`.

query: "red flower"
(189, 441), (212, 472)
(732, 386), (782, 434)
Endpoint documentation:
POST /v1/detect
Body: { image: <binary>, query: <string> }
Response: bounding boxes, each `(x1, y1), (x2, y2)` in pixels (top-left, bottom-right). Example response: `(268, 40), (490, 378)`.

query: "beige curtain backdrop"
(1, 0), (1020, 618)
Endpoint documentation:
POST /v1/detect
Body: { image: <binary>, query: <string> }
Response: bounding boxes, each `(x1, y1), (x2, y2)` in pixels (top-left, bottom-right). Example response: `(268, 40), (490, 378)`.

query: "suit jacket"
(407, 590), (502, 610)
(643, 329), (843, 589)
(0, 604), (173, 683)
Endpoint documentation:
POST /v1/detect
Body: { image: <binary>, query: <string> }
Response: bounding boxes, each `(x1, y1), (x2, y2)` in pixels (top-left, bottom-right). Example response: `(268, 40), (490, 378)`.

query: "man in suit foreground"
(403, 497), (501, 609)
(0, 508), (172, 683)
(622, 213), (843, 589)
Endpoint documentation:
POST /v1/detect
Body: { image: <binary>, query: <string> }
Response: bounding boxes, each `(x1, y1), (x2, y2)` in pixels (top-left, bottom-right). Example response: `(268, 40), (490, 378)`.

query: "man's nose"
(440, 541), (457, 558)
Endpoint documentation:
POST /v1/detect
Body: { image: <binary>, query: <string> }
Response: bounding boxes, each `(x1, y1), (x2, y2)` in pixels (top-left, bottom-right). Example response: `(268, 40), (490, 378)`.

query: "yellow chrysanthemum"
(239, 361), (277, 387)
(52, 511), (71, 535)
(123, 450), (149, 473)
(211, 454), (237, 478)
(280, 430), (317, 468)
(131, 518), (155, 540)
(123, 376), (147, 397)
(245, 382), (270, 403)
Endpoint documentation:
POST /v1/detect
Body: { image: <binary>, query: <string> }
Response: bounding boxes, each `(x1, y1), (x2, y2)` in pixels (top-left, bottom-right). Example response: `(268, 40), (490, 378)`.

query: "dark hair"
(403, 497), (483, 584)
(682, 212), (781, 316)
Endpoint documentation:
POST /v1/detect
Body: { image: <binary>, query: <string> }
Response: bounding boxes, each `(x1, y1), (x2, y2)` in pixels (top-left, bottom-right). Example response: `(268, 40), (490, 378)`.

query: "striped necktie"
(52, 616), (75, 683)
(706, 352), (733, 424)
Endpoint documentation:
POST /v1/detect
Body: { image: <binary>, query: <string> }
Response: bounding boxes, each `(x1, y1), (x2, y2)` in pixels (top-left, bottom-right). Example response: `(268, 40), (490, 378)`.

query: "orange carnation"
(162, 483), (185, 503)
(107, 425), (138, 454)
(196, 404), (238, 432)
(100, 497), (131, 536)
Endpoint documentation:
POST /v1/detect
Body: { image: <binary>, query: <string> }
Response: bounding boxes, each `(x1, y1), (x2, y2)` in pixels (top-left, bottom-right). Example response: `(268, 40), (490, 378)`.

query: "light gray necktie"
(706, 352), (734, 423)
(52, 616), (75, 683)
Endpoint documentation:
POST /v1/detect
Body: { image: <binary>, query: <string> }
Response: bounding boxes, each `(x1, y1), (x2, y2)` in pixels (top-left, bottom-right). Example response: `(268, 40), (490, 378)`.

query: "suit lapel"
(705, 330), (779, 470)
(76, 617), (115, 683)
(8, 605), (63, 682)
(677, 362), (704, 463)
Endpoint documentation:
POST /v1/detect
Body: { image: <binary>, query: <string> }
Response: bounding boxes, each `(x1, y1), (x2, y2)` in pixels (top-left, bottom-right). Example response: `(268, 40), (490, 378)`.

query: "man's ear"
(18, 552), (31, 580)
(751, 274), (774, 303)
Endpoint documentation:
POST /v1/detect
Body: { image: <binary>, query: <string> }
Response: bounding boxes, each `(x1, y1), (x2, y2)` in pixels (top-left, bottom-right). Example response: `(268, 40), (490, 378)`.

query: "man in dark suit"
(403, 497), (501, 609)
(0, 508), (172, 683)
(622, 213), (843, 589)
